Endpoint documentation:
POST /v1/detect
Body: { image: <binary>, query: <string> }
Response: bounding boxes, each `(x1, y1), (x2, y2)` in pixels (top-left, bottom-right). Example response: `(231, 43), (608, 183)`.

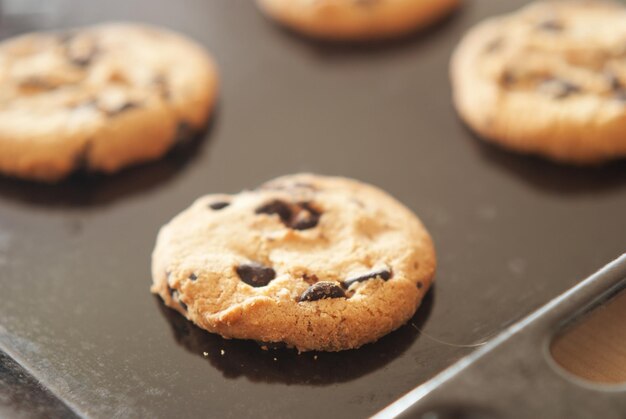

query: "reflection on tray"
(156, 289), (433, 386)
(467, 129), (626, 196)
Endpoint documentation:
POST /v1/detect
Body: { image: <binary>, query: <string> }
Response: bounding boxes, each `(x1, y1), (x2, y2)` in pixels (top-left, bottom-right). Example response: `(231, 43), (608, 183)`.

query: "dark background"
(0, 0), (625, 417)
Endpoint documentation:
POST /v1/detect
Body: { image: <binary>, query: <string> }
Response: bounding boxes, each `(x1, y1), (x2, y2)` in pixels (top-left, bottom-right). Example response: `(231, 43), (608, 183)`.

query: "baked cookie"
(151, 174), (435, 352)
(0, 23), (218, 182)
(256, 0), (460, 41)
(451, 0), (626, 164)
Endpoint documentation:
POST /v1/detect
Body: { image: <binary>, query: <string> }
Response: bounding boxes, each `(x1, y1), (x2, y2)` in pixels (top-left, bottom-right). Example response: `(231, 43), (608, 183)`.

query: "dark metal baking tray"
(378, 254), (626, 419)
(0, 0), (625, 418)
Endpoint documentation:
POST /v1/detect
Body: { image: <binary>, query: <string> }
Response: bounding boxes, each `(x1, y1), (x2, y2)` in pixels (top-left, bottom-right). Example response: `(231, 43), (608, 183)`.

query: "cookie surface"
(256, 0), (460, 40)
(151, 174), (436, 352)
(451, 0), (626, 164)
(0, 23), (218, 181)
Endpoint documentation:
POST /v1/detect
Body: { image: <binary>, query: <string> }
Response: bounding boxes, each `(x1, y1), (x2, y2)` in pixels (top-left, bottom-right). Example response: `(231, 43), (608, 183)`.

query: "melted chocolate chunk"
(417, 281), (423, 289)
(539, 78), (580, 99)
(255, 200), (321, 230)
(255, 200), (293, 224)
(343, 268), (392, 288)
(236, 263), (276, 287)
(537, 19), (564, 32)
(179, 299), (188, 311)
(299, 282), (346, 302)
(188, 273), (198, 281)
(209, 201), (230, 210)
(290, 202), (321, 230)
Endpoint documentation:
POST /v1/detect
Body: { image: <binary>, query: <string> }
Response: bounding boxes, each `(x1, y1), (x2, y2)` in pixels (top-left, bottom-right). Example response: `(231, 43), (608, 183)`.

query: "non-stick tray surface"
(0, 0), (625, 417)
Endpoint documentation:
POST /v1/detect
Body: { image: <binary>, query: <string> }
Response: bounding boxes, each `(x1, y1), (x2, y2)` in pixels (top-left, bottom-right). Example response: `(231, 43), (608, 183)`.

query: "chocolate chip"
(168, 287), (187, 310)
(290, 202), (321, 230)
(255, 200), (293, 224)
(538, 78), (580, 99)
(537, 19), (564, 32)
(255, 200), (321, 230)
(343, 268), (392, 288)
(209, 201), (230, 210)
(188, 273), (198, 281)
(417, 281), (423, 289)
(299, 282), (346, 302)
(236, 263), (276, 287)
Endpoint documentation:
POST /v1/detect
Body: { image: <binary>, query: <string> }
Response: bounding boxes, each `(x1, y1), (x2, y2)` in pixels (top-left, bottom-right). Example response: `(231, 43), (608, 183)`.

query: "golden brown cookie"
(151, 174), (436, 352)
(0, 23), (218, 182)
(451, 0), (626, 164)
(256, 0), (460, 40)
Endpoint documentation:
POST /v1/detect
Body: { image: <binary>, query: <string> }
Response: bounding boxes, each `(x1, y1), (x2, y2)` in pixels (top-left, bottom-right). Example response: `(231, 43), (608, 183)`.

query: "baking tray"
(0, 0), (625, 418)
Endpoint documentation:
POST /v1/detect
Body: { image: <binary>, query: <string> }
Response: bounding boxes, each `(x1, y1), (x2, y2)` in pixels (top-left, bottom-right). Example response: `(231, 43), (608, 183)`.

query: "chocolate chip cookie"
(451, 0), (626, 164)
(0, 23), (218, 181)
(256, 0), (460, 40)
(151, 174), (436, 352)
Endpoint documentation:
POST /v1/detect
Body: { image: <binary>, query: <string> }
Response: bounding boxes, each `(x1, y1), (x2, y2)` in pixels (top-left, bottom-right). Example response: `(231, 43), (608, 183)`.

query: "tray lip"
(0, 338), (83, 418)
(374, 253), (626, 418)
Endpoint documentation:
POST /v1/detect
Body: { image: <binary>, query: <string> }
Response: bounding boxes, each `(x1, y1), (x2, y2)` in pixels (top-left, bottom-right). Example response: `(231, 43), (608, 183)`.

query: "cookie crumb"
(313, 355), (318, 360)
(220, 349), (225, 356)
(202, 351), (208, 357)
